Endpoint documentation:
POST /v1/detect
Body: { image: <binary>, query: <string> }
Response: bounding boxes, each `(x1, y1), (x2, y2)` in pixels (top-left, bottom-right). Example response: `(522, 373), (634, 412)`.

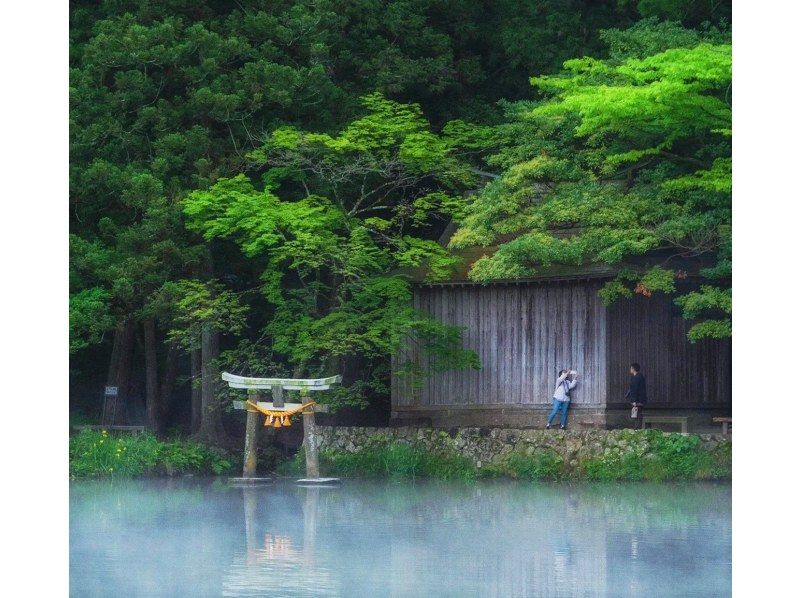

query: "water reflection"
(70, 479), (731, 597)
(224, 487), (338, 596)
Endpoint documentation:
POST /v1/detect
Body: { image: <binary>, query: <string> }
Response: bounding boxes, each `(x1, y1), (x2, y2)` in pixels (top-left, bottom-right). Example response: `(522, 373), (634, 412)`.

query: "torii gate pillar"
(302, 392), (320, 478)
(242, 390), (260, 478)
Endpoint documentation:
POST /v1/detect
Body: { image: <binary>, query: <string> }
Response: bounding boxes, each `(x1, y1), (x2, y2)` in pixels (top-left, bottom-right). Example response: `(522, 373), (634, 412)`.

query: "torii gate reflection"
(224, 485), (336, 595)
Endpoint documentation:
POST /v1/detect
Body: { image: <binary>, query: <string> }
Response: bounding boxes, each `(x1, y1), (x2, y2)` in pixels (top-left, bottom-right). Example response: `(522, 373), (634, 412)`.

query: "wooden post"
(271, 384), (284, 408)
(302, 391), (320, 479)
(190, 349), (202, 433)
(242, 391), (260, 478)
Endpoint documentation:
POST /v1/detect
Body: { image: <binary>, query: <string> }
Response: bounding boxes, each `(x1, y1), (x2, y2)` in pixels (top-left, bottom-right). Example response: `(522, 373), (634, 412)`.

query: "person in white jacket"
(546, 369), (578, 430)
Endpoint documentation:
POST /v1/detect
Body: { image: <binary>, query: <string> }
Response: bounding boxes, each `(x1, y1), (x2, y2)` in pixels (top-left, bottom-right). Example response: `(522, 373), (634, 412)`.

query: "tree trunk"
(144, 318), (159, 432)
(102, 319), (135, 425)
(158, 339), (180, 433)
(190, 348), (202, 433)
(197, 323), (226, 444)
(101, 322), (124, 424)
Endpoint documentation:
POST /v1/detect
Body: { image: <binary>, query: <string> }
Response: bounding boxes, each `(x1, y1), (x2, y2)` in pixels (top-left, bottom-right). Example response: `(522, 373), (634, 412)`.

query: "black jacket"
(627, 373), (647, 404)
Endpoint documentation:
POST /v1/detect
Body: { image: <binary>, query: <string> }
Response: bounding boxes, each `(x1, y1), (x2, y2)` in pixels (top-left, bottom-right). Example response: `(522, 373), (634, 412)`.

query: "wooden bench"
(72, 425), (147, 434)
(712, 417), (732, 436)
(642, 415), (688, 434)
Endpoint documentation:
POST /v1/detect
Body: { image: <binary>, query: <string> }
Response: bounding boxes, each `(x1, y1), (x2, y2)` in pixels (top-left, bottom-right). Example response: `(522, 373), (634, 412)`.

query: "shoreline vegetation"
(281, 429), (731, 482)
(70, 429), (730, 482)
(69, 429), (234, 479)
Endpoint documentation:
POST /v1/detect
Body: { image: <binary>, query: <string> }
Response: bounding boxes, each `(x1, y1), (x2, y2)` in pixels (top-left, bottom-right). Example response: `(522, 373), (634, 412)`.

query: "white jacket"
(553, 372), (577, 402)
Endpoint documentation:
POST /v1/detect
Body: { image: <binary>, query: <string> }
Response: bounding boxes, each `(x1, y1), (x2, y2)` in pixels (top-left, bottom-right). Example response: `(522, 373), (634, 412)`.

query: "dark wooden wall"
(605, 293), (732, 407)
(392, 281), (608, 407)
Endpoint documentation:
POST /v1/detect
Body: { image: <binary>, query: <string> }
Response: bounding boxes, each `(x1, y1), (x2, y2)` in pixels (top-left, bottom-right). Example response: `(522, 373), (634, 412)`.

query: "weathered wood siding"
(392, 281), (608, 407)
(605, 293), (732, 407)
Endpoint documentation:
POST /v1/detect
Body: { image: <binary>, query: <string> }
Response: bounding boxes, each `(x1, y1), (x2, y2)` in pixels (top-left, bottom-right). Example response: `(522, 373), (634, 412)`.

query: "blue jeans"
(547, 399), (570, 427)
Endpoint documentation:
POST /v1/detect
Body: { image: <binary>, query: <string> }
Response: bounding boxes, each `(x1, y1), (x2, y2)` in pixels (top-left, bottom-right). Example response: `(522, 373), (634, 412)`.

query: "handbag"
(630, 405), (638, 419)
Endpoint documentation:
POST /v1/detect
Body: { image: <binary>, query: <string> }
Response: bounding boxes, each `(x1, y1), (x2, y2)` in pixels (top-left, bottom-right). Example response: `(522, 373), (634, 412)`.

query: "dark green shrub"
(580, 431), (730, 481)
(419, 448), (476, 481)
(276, 448), (307, 476)
(283, 439), (478, 481)
(581, 451), (645, 481)
(643, 432), (712, 480)
(160, 440), (232, 476)
(709, 440), (732, 479)
(503, 449), (563, 480)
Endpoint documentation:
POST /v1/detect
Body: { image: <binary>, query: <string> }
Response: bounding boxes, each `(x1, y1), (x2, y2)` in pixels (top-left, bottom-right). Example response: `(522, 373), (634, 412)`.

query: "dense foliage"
(70, 1), (732, 436)
(452, 23), (731, 341)
(69, 429), (233, 478)
(182, 93), (483, 406)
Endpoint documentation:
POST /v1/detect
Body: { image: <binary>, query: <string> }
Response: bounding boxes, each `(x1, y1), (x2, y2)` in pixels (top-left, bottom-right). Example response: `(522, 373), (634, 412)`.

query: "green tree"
(68, 0), (490, 431)
(452, 31), (731, 341)
(183, 94), (480, 407)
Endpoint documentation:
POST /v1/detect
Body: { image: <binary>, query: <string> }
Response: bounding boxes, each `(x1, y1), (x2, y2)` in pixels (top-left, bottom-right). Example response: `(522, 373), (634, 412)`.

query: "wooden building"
(391, 242), (732, 431)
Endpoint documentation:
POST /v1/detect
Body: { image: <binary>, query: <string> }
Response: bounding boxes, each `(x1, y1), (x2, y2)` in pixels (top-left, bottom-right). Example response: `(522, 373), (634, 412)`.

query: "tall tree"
(183, 94), (480, 407)
(452, 28), (731, 341)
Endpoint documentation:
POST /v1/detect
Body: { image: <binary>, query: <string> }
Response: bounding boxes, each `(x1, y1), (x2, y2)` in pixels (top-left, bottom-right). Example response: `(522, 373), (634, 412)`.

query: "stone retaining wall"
(317, 425), (729, 471)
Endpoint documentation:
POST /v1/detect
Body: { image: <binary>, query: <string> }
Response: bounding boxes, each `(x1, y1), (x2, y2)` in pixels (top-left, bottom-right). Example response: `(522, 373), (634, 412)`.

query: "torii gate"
(221, 372), (342, 484)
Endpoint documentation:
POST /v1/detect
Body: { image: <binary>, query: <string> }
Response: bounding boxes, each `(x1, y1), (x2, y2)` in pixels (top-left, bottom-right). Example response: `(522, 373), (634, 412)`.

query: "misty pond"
(70, 479), (730, 597)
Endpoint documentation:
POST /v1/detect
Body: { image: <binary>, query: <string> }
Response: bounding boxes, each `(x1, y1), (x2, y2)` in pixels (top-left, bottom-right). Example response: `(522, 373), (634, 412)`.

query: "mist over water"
(70, 479), (730, 597)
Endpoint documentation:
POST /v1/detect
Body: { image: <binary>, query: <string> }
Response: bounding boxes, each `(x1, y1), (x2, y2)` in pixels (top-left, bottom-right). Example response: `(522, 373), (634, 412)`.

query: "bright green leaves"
(599, 280), (634, 305)
(537, 43), (729, 127)
(529, 43), (731, 170)
(182, 94), (479, 382)
(674, 286), (731, 341)
(341, 93), (430, 153)
(454, 25), (731, 340)
(680, 319), (732, 342)
(255, 93), (432, 158)
(184, 174), (343, 259)
(675, 285), (732, 318)
(638, 266), (678, 295)
(394, 237), (460, 282)
(664, 158), (732, 194)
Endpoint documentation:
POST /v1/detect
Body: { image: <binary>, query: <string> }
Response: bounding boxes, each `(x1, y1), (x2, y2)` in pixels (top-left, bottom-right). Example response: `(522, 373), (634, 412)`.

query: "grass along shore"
(70, 428), (731, 482)
(69, 429), (234, 479)
(279, 429), (732, 482)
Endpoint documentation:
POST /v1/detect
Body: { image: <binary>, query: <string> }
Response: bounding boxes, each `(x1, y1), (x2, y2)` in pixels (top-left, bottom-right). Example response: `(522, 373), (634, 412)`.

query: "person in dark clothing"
(626, 363), (647, 428)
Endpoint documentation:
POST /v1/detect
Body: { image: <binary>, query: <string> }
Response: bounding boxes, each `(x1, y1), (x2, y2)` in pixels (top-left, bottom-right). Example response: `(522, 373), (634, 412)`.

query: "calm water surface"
(70, 478), (730, 597)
